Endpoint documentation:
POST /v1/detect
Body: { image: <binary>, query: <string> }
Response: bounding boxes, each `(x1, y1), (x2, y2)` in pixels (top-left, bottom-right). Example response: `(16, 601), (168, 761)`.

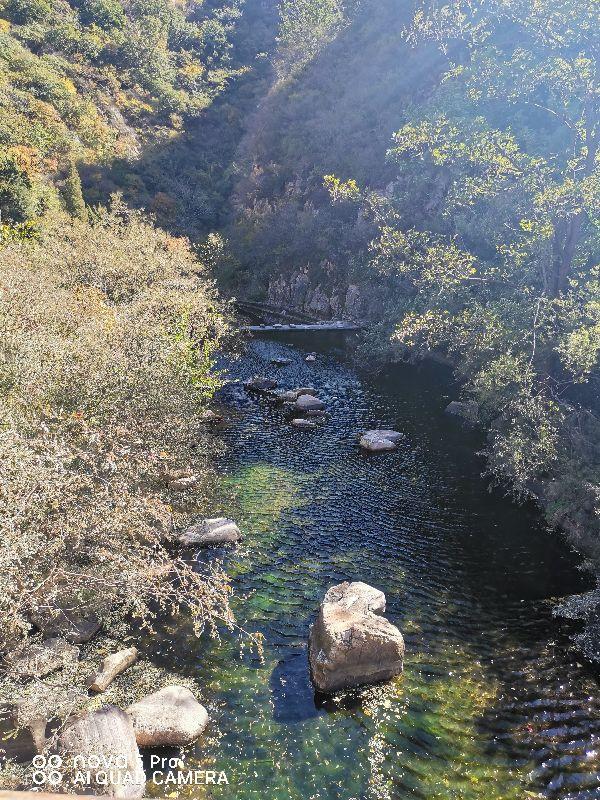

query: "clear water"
(142, 336), (599, 800)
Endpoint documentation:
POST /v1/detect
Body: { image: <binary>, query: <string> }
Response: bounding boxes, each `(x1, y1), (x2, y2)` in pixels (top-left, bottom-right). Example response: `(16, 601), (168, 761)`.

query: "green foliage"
(63, 159), (87, 220)
(276, 0), (345, 78)
(0, 0), (245, 224)
(364, 0), (600, 495)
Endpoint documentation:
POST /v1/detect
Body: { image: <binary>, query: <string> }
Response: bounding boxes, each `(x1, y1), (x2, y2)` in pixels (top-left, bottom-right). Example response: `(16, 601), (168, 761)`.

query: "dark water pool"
(146, 336), (600, 800)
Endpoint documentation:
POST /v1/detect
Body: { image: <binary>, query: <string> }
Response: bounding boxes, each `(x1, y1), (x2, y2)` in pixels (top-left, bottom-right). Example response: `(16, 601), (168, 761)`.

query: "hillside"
(225, 0), (600, 658)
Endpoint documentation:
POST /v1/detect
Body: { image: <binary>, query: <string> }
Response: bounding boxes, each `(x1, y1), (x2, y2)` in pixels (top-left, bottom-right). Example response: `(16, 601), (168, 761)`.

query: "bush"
(0, 199), (235, 665)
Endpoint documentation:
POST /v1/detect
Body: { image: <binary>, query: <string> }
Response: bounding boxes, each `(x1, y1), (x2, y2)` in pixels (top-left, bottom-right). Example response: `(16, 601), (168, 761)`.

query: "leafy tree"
(365, 0), (599, 491)
(63, 160), (87, 220)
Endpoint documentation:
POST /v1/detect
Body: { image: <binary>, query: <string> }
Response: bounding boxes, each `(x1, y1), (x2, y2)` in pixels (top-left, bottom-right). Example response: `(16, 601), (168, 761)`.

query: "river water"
(145, 335), (600, 800)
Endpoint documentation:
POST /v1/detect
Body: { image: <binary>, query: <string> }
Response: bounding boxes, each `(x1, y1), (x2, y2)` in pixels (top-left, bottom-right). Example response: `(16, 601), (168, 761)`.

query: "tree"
(63, 160), (88, 221)
(363, 0), (599, 491)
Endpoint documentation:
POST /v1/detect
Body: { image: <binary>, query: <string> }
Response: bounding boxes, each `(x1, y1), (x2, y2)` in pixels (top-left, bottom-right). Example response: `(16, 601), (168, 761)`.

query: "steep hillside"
(0, 0), (276, 233)
(225, 0), (600, 659)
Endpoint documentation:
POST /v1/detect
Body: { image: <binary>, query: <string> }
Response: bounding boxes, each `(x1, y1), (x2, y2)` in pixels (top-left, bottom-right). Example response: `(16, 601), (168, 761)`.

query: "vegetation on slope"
(225, 0), (600, 652)
(0, 202), (239, 738)
(0, 0), (246, 226)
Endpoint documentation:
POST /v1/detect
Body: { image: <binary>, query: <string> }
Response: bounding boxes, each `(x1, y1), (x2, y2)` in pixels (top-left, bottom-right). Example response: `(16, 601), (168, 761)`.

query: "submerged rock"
(178, 516), (241, 546)
(296, 387), (318, 396)
(9, 637), (79, 678)
(305, 353), (317, 363)
(244, 376), (278, 393)
(276, 389), (300, 402)
(445, 400), (479, 425)
(295, 394), (325, 412)
(127, 685), (208, 747)
(291, 418), (317, 429)
(308, 582), (404, 693)
(271, 357), (292, 367)
(57, 706), (145, 798)
(88, 647), (139, 693)
(359, 430), (403, 452)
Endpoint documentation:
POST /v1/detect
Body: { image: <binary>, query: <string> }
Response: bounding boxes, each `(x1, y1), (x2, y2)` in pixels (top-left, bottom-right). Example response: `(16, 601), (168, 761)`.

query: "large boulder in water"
(127, 685), (208, 747)
(359, 430), (403, 452)
(308, 582), (404, 693)
(57, 706), (145, 798)
(177, 517), (241, 546)
(295, 394), (325, 412)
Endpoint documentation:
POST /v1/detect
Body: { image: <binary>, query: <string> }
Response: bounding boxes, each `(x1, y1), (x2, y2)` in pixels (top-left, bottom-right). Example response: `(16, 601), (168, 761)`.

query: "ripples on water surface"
(147, 336), (600, 800)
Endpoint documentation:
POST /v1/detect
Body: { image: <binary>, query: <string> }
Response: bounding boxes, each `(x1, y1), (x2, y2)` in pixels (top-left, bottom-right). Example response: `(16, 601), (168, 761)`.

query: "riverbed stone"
(178, 517), (241, 546)
(308, 582), (404, 693)
(88, 647), (139, 693)
(9, 637), (79, 678)
(244, 376), (278, 393)
(127, 685), (208, 747)
(276, 389), (299, 402)
(445, 400), (479, 425)
(291, 418), (317, 429)
(57, 706), (145, 798)
(296, 387), (318, 396)
(359, 430), (402, 452)
(295, 394), (325, 412)
(305, 353), (317, 362)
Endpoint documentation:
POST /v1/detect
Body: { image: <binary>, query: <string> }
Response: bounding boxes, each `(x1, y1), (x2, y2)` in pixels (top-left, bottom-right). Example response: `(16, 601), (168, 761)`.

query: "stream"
(145, 334), (600, 800)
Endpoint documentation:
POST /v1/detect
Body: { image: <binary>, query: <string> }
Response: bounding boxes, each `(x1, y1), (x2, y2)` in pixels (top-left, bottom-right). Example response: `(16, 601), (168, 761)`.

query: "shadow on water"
(141, 333), (598, 800)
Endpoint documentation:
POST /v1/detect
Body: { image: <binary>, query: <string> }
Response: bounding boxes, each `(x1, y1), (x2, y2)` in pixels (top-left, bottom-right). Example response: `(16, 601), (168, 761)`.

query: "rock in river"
(445, 400), (479, 425)
(308, 582), (404, 693)
(291, 418), (317, 429)
(57, 706), (145, 798)
(127, 685), (208, 747)
(178, 516), (241, 546)
(295, 394), (325, 412)
(244, 376), (278, 393)
(88, 647), (139, 693)
(359, 429), (403, 452)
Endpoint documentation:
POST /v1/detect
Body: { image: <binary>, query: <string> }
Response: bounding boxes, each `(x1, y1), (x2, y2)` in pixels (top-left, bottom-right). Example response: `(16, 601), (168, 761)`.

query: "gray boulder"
(127, 685), (208, 748)
(359, 430), (403, 452)
(57, 706), (145, 798)
(309, 582), (404, 693)
(244, 376), (278, 393)
(295, 394), (325, 412)
(9, 638), (79, 678)
(178, 517), (241, 546)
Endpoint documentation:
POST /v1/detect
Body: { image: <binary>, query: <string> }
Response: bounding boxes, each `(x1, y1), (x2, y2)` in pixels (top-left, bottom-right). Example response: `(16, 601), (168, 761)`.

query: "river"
(143, 333), (599, 800)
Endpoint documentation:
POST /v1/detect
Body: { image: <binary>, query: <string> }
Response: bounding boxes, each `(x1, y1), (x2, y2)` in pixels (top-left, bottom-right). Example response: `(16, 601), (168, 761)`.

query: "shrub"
(0, 198), (236, 674)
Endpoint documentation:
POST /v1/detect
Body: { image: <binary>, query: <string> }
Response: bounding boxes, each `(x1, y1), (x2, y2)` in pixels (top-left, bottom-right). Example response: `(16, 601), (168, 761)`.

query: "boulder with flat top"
(295, 394), (325, 412)
(359, 429), (403, 452)
(126, 685), (208, 747)
(309, 582), (404, 693)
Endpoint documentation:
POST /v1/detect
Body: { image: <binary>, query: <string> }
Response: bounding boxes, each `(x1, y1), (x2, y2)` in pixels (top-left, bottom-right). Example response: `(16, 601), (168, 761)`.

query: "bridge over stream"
(235, 300), (362, 333)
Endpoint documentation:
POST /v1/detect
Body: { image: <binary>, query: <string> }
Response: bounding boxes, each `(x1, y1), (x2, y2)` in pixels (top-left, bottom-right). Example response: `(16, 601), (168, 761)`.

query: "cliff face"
(267, 272), (387, 321)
